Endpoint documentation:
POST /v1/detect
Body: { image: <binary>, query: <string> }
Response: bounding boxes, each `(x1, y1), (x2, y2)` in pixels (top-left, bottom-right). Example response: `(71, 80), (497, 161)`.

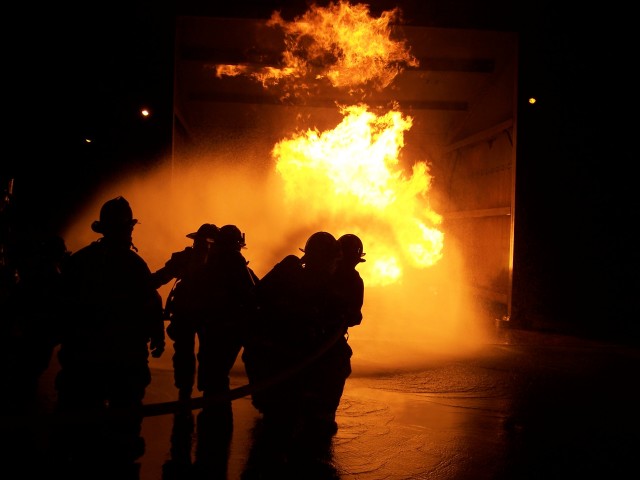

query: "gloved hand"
(150, 338), (165, 358)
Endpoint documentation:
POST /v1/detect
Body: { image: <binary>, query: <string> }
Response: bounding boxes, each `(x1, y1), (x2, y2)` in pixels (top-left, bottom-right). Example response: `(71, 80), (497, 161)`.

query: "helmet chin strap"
(99, 231), (137, 252)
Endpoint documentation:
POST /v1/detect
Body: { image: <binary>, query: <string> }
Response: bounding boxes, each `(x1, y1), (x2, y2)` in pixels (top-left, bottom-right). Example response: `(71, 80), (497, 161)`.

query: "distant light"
(528, 97), (536, 104)
(141, 108), (150, 117)
(85, 138), (92, 143)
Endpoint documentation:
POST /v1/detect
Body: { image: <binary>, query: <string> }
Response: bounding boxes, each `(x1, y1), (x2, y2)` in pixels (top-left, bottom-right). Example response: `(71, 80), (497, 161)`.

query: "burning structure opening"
(65, 1), (518, 369)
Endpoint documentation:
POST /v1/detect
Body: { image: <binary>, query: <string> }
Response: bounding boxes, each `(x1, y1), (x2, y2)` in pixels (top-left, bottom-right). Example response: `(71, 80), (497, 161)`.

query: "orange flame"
(214, 2), (443, 287)
(273, 104), (443, 287)
(216, 1), (418, 100)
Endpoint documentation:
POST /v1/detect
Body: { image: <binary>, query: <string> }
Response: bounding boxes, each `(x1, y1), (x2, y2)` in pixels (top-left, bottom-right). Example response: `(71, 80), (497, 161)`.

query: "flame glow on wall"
(65, 1), (493, 370)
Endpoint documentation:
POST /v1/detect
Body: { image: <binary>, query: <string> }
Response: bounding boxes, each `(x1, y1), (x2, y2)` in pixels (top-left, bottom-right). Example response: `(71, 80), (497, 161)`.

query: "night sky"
(4, 1), (636, 341)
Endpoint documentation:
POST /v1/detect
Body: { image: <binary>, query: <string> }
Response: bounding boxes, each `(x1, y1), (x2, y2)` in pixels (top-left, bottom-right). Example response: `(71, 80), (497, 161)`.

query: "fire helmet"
(338, 233), (366, 263)
(91, 196), (138, 234)
(300, 231), (340, 262)
(186, 223), (218, 243)
(217, 224), (246, 250)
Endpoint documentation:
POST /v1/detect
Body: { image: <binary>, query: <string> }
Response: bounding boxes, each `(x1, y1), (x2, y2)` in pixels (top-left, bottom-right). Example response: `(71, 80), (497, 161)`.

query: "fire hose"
(1, 320), (349, 428)
(148, 319), (349, 416)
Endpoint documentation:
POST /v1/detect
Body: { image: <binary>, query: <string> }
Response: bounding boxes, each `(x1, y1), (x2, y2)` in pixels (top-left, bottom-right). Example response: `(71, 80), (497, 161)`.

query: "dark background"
(4, 1), (636, 342)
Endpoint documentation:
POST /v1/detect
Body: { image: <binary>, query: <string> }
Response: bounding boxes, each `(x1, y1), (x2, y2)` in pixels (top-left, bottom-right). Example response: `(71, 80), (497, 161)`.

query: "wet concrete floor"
(5, 326), (640, 479)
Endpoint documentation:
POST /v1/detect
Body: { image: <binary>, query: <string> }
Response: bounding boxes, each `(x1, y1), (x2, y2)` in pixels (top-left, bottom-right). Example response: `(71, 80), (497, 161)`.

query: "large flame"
(216, 0), (418, 101)
(273, 103), (443, 287)
(214, 1), (441, 287)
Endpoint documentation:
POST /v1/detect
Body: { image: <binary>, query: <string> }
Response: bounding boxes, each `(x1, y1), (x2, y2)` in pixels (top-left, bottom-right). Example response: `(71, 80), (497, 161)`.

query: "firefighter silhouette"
(152, 223), (219, 402)
(53, 196), (165, 467)
(242, 231), (346, 441)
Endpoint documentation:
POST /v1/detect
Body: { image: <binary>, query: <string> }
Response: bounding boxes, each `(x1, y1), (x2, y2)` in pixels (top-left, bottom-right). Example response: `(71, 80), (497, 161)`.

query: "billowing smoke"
(63, 1), (494, 374)
(63, 144), (492, 373)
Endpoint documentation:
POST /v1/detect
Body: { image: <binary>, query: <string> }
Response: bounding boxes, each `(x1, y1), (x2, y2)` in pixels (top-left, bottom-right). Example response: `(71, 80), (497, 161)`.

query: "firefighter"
(152, 223), (219, 402)
(242, 231), (343, 439)
(191, 224), (259, 474)
(303, 233), (366, 434)
(53, 196), (165, 465)
(196, 224), (258, 404)
(7, 233), (70, 409)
